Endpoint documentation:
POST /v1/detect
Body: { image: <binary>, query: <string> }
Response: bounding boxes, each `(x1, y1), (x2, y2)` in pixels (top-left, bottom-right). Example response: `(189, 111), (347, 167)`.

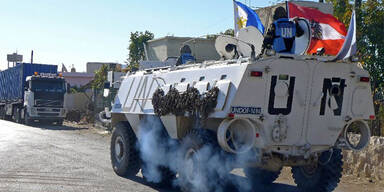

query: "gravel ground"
(0, 120), (382, 192)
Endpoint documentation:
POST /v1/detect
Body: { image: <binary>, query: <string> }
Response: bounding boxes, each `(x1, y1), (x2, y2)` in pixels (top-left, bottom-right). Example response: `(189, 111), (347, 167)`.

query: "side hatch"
(306, 62), (374, 146)
(263, 58), (311, 146)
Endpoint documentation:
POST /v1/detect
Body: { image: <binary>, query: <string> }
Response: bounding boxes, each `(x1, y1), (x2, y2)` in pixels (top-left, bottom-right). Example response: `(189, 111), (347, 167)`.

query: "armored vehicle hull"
(110, 54), (374, 191)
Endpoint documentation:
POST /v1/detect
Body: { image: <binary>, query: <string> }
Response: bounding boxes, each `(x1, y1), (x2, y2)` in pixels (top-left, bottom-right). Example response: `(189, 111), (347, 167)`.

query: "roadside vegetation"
(328, 0), (384, 135)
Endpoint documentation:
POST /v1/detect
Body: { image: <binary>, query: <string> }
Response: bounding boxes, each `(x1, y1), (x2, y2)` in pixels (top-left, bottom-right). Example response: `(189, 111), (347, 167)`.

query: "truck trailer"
(0, 63), (67, 125)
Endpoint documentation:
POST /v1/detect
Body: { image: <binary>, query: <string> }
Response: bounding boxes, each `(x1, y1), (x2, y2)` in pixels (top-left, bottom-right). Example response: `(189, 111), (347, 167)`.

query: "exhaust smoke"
(136, 115), (261, 192)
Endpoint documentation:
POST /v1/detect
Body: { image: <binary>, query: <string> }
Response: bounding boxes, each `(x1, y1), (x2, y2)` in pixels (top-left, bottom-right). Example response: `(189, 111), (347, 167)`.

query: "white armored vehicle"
(109, 26), (374, 192)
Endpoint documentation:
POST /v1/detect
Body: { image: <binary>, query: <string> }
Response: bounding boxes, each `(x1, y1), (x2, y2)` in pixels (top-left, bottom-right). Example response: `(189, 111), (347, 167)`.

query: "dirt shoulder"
(277, 167), (384, 192)
(64, 121), (384, 192)
(63, 121), (110, 136)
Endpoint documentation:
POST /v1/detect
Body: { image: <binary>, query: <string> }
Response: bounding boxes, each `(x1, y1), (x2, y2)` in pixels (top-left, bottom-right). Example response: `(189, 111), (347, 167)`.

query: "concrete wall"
(292, 1), (333, 14)
(146, 36), (220, 62)
(343, 136), (384, 182)
(86, 62), (122, 74)
(146, 40), (168, 62)
(87, 63), (104, 74)
(62, 72), (94, 88)
(64, 92), (92, 111)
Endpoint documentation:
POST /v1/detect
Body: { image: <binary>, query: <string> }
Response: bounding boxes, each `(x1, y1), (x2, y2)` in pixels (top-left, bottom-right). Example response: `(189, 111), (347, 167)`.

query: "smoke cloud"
(137, 115), (260, 192)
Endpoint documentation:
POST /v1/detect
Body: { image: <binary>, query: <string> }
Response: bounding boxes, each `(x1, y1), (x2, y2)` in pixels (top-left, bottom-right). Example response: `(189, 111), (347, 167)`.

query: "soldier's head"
(180, 44), (192, 54)
(273, 7), (287, 20)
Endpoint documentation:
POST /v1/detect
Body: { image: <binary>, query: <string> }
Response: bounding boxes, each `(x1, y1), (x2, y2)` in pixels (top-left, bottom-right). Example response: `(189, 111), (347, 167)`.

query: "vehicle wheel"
(178, 129), (221, 192)
(18, 108), (24, 124)
(291, 148), (343, 192)
(0, 107), (5, 120)
(2, 108), (11, 121)
(244, 167), (282, 187)
(142, 164), (176, 188)
(110, 122), (141, 177)
(24, 110), (32, 126)
(56, 120), (64, 126)
(13, 108), (22, 123)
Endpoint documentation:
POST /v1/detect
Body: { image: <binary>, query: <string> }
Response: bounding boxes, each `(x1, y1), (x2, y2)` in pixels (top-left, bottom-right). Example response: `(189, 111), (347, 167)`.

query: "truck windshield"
(31, 80), (65, 93)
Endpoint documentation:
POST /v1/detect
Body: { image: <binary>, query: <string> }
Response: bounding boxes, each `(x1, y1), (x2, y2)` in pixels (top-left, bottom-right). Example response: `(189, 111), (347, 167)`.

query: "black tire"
(244, 167), (282, 187)
(178, 129), (221, 192)
(24, 110), (32, 126)
(110, 122), (141, 177)
(0, 106), (6, 120)
(142, 164), (176, 188)
(13, 108), (21, 123)
(17, 108), (24, 124)
(292, 148), (343, 192)
(56, 119), (64, 126)
(2, 108), (11, 121)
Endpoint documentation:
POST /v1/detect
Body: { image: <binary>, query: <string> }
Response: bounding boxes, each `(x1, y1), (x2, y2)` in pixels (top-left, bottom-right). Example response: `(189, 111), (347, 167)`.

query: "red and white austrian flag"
(288, 2), (347, 55)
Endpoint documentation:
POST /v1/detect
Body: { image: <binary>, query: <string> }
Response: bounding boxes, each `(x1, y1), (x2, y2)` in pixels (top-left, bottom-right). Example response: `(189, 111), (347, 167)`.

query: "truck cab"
(23, 73), (67, 125)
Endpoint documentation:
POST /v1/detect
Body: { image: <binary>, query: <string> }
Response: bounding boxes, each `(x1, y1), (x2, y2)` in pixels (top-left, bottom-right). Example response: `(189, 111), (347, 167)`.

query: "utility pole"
(31, 50), (34, 64)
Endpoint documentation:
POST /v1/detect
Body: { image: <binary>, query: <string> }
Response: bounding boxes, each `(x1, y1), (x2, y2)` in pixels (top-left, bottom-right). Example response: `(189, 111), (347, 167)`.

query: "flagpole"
(286, 1), (289, 18)
(233, 0), (236, 35)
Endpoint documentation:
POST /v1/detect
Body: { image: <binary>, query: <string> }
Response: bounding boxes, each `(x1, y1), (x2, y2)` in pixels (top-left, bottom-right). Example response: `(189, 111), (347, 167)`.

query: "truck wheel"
(0, 107), (5, 120)
(110, 122), (141, 177)
(142, 164), (176, 188)
(56, 120), (64, 126)
(179, 129), (221, 192)
(13, 108), (22, 124)
(291, 148), (343, 192)
(24, 110), (32, 126)
(244, 167), (282, 187)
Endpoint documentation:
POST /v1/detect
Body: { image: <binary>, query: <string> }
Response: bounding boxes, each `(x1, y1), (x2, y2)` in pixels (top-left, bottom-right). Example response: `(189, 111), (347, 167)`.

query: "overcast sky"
(0, 0), (309, 72)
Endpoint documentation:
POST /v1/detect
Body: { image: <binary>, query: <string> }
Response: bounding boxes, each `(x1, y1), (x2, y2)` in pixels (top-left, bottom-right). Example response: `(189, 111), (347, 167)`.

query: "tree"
(91, 64), (108, 90)
(206, 29), (235, 40)
(361, 0), (384, 136)
(327, 0), (352, 25)
(126, 31), (154, 71)
(328, 0), (384, 135)
(222, 29), (235, 36)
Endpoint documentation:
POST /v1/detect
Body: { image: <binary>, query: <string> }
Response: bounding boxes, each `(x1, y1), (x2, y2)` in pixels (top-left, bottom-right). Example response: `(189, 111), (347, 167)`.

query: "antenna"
(31, 50), (34, 64)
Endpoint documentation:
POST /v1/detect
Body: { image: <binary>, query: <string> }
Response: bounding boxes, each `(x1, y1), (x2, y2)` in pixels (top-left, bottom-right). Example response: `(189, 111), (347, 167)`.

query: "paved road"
(0, 120), (382, 192)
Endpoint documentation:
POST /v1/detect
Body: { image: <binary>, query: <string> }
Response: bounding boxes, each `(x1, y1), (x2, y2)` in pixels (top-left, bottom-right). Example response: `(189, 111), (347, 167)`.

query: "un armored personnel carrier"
(108, 2), (374, 188)
(108, 34), (374, 191)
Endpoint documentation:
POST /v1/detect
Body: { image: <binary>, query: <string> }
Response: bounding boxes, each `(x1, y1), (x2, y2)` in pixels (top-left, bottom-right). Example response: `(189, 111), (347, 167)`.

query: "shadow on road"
(125, 174), (298, 192)
(29, 124), (88, 131)
(126, 176), (179, 192)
